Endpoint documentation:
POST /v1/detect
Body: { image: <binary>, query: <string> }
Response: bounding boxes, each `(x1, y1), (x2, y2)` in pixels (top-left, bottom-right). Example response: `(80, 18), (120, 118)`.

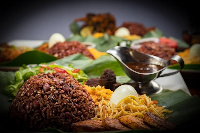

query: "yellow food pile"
(93, 32), (104, 38)
(0, 44), (32, 63)
(123, 34), (141, 41)
(88, 48), (107, 59)
(85, 85), (172, 121)
(94, 95), (172, 121)
(84, 85), (113, 105)
(178, 49), (200, 64)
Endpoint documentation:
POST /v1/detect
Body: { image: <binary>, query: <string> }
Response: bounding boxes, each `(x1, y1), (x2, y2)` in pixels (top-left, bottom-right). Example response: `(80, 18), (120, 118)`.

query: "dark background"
(0, 0), (199, 43)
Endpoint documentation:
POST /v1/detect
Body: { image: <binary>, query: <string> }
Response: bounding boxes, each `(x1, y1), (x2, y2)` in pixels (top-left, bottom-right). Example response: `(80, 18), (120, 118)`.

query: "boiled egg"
(189, 44), (200, 58)
(115, 27), (130, 37)
(109, 85), (138, 105)
(48, 33), (66, 48)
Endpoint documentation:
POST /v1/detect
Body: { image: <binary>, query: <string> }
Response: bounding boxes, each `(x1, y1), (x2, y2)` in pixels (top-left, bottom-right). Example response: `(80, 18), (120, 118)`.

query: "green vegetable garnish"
(3, 63), (88, 99)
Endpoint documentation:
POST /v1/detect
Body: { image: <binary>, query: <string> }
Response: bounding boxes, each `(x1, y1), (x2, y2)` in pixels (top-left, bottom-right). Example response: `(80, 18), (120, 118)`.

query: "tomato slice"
(53, 67), (68, 73)
(159, 37), (178, 49)
(39, 68), (44, 73)
(72, 69), (80, 73)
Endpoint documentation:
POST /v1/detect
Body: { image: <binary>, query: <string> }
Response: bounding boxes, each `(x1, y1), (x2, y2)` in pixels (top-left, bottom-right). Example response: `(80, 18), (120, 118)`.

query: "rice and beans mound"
(9, 72), (95, 131)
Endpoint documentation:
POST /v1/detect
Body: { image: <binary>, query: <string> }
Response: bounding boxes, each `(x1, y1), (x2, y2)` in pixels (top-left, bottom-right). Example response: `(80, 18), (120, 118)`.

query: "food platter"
(1, 39), (200, 132)
(2, 40), (190, 94)
(1, 11), (200, 132)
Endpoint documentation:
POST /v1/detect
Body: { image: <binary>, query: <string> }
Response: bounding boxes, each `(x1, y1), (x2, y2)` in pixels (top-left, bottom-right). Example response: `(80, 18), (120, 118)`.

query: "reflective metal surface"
(107, 46), (184, 95)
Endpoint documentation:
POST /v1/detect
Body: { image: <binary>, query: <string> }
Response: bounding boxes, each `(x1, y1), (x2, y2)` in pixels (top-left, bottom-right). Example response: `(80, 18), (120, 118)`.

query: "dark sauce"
(126, 62), (164, 73)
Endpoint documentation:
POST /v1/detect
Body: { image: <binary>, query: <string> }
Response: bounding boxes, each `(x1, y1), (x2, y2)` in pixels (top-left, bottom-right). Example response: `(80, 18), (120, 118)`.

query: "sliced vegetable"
(53, 67), (68, 73)
(80, 26), (94, 37)
(159, 37), (178, 48)
(72, 69), (80, 73)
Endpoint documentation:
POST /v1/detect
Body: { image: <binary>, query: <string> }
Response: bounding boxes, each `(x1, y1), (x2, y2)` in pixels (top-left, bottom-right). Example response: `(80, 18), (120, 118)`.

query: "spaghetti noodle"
(84, 85), (172, 121)
(94, 95), (172, 121)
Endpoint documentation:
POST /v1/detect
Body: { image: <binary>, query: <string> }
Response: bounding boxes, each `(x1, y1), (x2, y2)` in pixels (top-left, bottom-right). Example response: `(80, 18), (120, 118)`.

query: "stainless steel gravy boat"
(106, 46), (184, 95)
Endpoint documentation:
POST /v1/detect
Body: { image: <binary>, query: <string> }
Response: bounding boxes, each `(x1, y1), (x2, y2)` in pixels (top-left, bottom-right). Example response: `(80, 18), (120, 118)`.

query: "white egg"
(189, 44), (200, 58)
(115, 27), (130, 37)
(109, 85), (138, 105)
(48, 33), (66, 48)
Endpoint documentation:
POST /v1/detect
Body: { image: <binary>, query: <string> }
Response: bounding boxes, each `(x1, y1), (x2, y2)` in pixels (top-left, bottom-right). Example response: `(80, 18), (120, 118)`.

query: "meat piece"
(75, 13), (117, 35)
(71, 119), (106, 132)
(100, 69), (116, 90)
(102, 117), (131, 131)
(137, 41), (176, 61)
(143, 112), (176, 130)
(85, 78), (101, 87)
(112, 83), (122, 90)
(119, 115), (151, 130)
(120, 22), (147, 36)
(85, 69), (120, 91)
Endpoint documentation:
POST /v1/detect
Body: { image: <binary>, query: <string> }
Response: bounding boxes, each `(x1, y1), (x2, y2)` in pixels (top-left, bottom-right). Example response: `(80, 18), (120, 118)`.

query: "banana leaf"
(1, 54), (200, 132)
(66, 34), (124, 52)
(168, 64), (200, 71)
(49, 54), (130, 83)
(0, 50), (57, 67)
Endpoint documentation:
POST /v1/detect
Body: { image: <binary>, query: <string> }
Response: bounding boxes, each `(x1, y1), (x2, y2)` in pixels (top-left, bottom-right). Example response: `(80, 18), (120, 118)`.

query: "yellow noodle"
(94, 94), (172, 121)
(85, 85), (172, 121)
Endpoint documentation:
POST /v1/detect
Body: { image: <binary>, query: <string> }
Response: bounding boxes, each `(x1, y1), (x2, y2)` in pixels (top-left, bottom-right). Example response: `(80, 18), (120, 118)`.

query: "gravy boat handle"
(158, 55), (184, 77)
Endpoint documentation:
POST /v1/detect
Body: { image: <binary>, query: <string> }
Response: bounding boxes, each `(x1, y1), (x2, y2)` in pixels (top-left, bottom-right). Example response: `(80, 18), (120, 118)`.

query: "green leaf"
(150, 89), (200, 130)
(0, 50), (57, 67)
(66, 34), (124, 52)
(143, 29), (164, 38)
(168, 96), (200, 128)
(69, 21), (81, 35)
(48, 54), (130, 83)
(81, 55), (130, 83)
(47, 53), (93, 69)
(168, 64), (200, 70)
(66, 34), (87, 42)
(0, 71), (15, 93)
(150, 89), (191, 108)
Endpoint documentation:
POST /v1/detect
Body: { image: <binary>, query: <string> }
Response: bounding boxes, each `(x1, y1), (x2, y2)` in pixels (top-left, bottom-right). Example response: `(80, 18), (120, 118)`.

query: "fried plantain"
(119, 115), (151, 130)
(143, 112), (176, 130)
(71, 119), (105, 132)
(102, 117), (131, 131)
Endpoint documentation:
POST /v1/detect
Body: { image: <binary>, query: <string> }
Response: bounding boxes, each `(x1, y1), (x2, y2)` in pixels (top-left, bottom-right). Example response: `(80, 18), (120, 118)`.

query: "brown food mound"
(9, 72), (95, 131)
(120, 22), (148, 36)
(137, 41), (176, 61)
(48, 41), (95, 59)
(75, 13), (117, 35)
(85, 69), (121, 91)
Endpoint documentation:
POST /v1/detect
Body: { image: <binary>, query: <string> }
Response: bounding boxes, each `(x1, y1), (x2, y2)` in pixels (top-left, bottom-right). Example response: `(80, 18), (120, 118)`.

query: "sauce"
(126, 62), (164, 73)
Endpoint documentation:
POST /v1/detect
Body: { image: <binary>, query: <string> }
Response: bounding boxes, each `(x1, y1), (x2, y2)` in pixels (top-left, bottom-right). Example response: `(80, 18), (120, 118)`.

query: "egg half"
(189, 44), (200, 58)
(109, 85), (138, 105)
(48, 33), (66, 48)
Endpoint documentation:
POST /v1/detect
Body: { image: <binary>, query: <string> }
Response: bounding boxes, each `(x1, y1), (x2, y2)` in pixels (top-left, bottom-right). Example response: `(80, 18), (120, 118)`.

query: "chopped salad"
(4, 63), (88, 99)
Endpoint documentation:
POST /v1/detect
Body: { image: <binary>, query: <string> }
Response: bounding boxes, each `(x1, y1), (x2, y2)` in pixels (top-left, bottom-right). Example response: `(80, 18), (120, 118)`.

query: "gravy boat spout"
(106, 46), (184, 95)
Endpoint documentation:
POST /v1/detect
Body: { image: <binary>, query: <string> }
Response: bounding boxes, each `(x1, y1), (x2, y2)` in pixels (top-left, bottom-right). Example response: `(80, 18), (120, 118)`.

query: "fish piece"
(71, 119), (105, 132)
(102, 117), (131, 131)
(143, 112), (176, 130)
(119, 115), (151, 130)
